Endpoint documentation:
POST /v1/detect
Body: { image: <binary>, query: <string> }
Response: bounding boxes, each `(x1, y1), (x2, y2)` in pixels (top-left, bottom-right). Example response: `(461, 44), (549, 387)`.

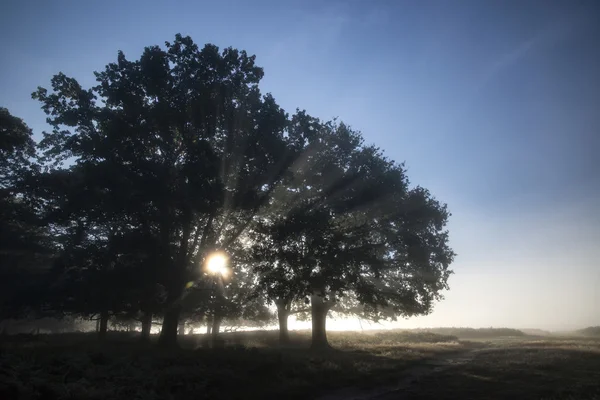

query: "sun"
(206, 252), (228, 276)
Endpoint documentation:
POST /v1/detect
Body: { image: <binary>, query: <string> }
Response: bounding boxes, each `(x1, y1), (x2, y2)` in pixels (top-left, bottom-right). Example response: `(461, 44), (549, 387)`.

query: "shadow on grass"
(0, 331), (473, 400)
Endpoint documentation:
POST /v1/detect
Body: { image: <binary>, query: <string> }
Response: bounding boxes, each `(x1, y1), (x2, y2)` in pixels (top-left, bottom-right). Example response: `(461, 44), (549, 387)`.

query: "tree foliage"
(32, 34), (291, 346)
(0, 34), (454, 349)
(251, 116), (454, 347)
(0, 108), (51, 319)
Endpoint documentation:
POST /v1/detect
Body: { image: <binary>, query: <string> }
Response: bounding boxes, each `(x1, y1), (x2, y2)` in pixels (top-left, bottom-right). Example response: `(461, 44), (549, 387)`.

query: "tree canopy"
(250, 116), (454, 347)
(1, 34), (454, 349)
(0, 108), (51, 320)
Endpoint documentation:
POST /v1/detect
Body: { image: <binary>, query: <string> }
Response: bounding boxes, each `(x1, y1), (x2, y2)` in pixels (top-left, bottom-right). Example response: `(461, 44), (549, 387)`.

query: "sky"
(1, 0), (599, 331)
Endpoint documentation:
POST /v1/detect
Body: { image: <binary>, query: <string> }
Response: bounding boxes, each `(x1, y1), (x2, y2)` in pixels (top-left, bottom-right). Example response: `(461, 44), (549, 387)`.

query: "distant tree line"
(414, 327), (525, 339)
(576, 327), (600, 337)
(0, 34), (455, 349)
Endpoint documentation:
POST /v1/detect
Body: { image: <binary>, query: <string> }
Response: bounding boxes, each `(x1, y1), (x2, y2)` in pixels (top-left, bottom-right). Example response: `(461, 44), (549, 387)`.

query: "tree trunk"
(178, 320), (186, 336)
(310, 293), (330, 349)
(98, 310), (109, 341)
(158, 305), (181, 347)
(140, 311), (152, 342)
(211, 315), (221, 338)
(276, 301), (290, 345)
(211, 315), (223, 348)
(206, 315), (212, 335)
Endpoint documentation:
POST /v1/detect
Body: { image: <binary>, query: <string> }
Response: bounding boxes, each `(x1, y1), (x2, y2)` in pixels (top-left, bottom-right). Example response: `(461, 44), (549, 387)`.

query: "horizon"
(3, 314), (596, 335)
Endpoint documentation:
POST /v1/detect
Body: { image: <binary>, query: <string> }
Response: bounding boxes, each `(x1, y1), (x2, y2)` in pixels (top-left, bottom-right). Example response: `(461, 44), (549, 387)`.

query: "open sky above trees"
(1, 0), (599, 331)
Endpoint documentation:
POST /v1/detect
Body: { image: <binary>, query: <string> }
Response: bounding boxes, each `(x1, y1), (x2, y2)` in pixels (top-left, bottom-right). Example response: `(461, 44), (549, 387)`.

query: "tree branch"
(197, 213), (215, 251)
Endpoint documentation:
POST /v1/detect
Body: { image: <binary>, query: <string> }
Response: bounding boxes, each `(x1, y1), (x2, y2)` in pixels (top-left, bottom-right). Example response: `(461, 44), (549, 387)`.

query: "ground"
(1, 330), (599, 399)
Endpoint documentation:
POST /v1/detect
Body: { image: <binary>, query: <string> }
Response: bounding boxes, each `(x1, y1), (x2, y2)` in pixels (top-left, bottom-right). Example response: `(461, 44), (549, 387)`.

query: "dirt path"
(316, 349), (480, 400)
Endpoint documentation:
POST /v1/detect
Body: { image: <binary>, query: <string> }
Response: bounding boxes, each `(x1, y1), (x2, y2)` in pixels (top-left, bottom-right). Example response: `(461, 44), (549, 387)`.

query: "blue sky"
(2, 0), (598, 330)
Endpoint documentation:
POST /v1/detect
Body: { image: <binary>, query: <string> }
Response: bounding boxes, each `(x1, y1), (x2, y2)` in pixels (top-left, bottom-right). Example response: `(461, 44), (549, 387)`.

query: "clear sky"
(2, 0), (598, 330)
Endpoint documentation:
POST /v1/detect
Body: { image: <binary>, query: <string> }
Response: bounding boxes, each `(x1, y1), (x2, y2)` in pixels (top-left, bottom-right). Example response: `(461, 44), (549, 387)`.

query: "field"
(1, 330), (599, 399)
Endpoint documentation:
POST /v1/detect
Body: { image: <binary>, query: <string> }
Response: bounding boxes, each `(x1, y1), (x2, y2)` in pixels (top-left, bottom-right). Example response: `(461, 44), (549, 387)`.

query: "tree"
(252, 116), (454, 348)
(33, 34), (292, 347)
(249, 110), (321, 344)
(29, 34), (453, 349)
(32, 160), (156, 340)
(251, 113), (361, 345)
(0, 108), (51, 321)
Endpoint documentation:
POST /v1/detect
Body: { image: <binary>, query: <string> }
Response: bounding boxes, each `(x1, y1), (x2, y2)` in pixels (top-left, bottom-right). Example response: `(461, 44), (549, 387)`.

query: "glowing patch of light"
(206, 252), (228, 276)
(288, 316), (369, 331)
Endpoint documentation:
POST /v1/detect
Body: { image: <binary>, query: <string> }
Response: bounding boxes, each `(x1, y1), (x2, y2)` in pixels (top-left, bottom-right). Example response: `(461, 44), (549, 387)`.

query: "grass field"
(394, 338), (600, 400)
(1, 330), (599, 399)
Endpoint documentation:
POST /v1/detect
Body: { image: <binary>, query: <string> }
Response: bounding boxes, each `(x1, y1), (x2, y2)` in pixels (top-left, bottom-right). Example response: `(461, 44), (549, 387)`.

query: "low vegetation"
(0, 331), (467, 400)
(2, 331), (600, 400)
(402, 338), (600, 400)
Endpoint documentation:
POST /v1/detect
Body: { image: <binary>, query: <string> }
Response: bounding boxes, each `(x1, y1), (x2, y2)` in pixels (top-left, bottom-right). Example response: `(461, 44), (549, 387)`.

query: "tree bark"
(206, 315), (212, 335)
(276, 301), (290, 345)
(211, 315), (221, 338)
(98, 310), (109, 341)
(310, 293), (330, 349)
(158, 305), (181, 347)
(211, 315), (224, 348)
(140, 311), (152, 342)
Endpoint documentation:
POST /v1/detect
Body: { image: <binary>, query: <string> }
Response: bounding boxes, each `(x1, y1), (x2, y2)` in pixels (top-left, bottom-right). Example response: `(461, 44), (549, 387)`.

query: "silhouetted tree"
(31, 159), (155, 340)
(26, 34), (453, 350)
(0, 108), (51, 321)
(33, 34), (291, 347)
(252, 116), (454, 349)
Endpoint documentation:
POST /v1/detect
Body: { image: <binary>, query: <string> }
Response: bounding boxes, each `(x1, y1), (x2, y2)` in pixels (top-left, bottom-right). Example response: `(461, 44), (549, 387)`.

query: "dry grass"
(399, 337), (600, 400)
(1, 331), (599, 399)
(0, 330), (466, 399)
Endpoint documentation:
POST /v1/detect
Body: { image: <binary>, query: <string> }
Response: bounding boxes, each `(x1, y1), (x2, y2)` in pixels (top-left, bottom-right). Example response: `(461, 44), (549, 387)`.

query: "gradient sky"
(2, 0), (598, 330)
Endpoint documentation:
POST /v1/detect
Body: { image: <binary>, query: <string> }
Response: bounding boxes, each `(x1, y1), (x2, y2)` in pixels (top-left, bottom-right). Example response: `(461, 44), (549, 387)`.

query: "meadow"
(1, 329), (599, 399)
